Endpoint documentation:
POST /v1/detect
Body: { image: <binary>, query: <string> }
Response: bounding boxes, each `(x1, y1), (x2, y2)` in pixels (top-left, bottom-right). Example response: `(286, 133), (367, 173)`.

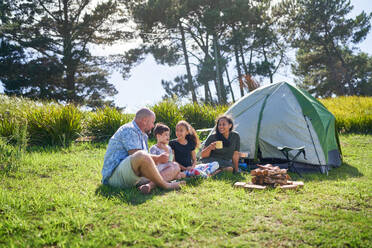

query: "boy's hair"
(153, 123), (170, 137)
(176, 120), (200, 148)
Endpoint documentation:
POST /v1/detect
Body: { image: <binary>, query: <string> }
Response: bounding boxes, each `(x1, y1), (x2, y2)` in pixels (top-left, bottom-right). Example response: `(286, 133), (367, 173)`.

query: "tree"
(126, 0), (198, 103)
(0, 0), (128, 107)
(275, 0), (372, 96)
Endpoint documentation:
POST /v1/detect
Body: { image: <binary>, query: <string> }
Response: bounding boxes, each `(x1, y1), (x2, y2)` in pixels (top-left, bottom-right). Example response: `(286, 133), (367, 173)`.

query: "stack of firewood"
(233, 163), (304, 190)
(251, 164), (291, 187)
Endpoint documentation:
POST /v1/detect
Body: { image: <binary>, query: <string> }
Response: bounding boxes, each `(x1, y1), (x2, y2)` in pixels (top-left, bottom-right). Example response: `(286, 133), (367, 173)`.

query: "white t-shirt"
(149, 144), (173, 171)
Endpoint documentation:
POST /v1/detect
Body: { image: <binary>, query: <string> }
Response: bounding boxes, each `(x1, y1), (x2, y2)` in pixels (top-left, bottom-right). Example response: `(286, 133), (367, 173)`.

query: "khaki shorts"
(107, 155), (141, 188)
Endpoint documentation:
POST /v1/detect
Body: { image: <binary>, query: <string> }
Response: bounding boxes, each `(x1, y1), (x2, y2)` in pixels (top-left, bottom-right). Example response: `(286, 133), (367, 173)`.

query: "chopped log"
(264, 177), (287, 185)
(250, 169), (260, 176)
(267, 169), (288, 176)
(244, 183), (266, 190)
(279, 184), (300, 190)
(268, 174), (287, 180)
(234, 182), (247, 188)
(257, 164), (272, 169)
(287, 181), (304, 187)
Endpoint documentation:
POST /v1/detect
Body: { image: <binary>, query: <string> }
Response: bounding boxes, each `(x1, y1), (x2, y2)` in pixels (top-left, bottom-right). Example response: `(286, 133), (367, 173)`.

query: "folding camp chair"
(277, 146), (306, 177)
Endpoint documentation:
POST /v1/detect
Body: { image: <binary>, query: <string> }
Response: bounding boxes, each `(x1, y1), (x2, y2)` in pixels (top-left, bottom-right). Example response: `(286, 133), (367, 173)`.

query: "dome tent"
(207, 82), (342, 173)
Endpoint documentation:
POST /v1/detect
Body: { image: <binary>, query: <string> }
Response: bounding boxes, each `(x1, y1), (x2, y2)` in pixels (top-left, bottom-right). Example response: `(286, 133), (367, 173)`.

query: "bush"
(320, 96), (372, 134)
(0, 95), (32, 142)
(85, 106), (134, 141)
(27, 104), (83, 146)
(151, 99), (228, 139)
(181, 103), (228, 130)
(151, 100), (183, 138)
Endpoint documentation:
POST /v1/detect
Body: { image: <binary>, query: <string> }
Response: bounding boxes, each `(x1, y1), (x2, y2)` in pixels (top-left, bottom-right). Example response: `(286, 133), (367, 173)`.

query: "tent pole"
(304, 115), (322, 167)
(254, 94), (270, 161)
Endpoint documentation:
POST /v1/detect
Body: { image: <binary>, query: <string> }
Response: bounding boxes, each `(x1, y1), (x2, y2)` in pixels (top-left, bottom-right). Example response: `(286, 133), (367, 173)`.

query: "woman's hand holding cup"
(215, 140), (223, 149)
(209, 142), (217, 150)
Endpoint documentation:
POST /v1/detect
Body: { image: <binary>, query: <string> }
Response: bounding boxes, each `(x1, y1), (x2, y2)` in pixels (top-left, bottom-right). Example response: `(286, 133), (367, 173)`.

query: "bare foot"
(166, 181), (186, 190)
(211, 169), (222, 176)
(138, 183), (152, 194)
(223, 167), (234, 173)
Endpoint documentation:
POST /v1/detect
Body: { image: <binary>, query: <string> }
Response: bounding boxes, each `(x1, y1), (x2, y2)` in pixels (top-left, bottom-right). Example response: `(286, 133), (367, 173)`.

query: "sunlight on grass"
(0, 134), (371, 247)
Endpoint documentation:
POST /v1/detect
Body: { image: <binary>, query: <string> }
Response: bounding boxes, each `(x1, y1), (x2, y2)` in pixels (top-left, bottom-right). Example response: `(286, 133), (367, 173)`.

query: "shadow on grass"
(95, 179), (193, 205)
(94, 175), (219, 205)
(95, 184), (155, 205)
(210, 171), (246, 184)
(26, 141), (107, 154)
(286, 162), (364, 182)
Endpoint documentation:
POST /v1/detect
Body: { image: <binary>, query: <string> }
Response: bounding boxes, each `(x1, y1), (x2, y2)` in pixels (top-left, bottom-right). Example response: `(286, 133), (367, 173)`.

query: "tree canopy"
(0, 0), (371, 107)
(275, 0), (372, 96)
(0, 0), (132, 108)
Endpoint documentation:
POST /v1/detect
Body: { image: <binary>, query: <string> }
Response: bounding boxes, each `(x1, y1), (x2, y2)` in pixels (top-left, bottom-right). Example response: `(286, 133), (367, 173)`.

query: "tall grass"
(0, 128), (26, 173)
(151, 100), (183, 137)
(0, 95), (33, 143)
(27, 104), (83, 147)
(85, 106), (134, 141)
(151, 100), (228, 138)
(320, 96), (372, 133)
(0, 95), (370, 149)
(180, 103), (228, 130)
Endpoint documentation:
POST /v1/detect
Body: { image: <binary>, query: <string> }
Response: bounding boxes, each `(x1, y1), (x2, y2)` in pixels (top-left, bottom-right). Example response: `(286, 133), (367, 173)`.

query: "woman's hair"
(153, 123), (170, 137)
(215, 115), (234, 147)
(176, 120), (200, 148)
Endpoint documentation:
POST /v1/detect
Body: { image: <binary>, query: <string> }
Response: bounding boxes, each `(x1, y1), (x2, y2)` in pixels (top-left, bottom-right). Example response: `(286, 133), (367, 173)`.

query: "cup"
(239, 152), (248, 158)
(216, 140), (223, 149)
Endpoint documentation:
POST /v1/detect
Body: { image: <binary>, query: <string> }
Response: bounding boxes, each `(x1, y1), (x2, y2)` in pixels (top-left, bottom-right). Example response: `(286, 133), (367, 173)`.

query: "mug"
(216, 141), (223, 149)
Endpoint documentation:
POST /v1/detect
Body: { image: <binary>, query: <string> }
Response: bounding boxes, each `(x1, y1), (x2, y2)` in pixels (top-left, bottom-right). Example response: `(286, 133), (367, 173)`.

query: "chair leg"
(288, 162), (302, 178)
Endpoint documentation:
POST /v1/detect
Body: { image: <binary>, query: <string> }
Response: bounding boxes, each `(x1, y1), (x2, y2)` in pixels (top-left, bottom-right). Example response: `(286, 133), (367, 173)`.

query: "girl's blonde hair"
(176, 120), (200, 148)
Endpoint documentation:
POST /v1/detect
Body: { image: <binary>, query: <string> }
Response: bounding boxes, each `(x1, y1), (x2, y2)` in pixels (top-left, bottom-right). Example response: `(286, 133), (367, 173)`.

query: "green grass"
(1, 134), (371, 247)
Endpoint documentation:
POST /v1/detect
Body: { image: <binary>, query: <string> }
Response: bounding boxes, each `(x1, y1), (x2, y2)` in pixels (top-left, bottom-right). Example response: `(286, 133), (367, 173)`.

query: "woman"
(200, 115), (240, 173)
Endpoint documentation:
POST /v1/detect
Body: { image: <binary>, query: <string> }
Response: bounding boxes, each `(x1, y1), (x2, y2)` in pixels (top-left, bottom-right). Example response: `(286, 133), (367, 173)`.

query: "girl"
(169, 120), (200, 171)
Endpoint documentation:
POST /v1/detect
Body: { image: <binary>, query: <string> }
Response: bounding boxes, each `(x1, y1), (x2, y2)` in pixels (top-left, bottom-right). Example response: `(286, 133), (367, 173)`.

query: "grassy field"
(1, 134), (371, 247)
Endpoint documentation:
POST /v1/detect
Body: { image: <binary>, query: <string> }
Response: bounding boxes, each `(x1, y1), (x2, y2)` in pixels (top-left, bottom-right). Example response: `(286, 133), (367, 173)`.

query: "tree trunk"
(179, 21), (197, 103)
(204, 81), (212, 103)
(248, 47), (253, 75)
(262, 47), (273, 84)
(225, 64), (235, 103)
(239, 43), (249, 76)
(213, 33), (227, 104)
(213, 34), (222, 103)
(62, 0), (75, 103)
(234, 45), (244, 97)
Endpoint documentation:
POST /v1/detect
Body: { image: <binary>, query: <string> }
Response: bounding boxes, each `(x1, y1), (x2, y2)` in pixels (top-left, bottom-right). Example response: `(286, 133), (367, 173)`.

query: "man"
(101, 108), (184, 193)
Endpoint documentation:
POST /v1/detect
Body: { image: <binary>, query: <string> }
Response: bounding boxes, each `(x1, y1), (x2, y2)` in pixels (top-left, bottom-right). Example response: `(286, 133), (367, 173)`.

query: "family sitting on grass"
(101, 107), (241, 194)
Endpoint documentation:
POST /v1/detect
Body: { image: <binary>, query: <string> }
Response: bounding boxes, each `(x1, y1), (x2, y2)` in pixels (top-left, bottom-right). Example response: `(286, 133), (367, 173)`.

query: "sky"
(1, 0), (371, 113)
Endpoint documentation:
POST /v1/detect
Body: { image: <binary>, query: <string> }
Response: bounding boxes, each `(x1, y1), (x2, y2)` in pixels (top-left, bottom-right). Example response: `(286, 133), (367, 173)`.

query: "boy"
(138, 123), (185, 193)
